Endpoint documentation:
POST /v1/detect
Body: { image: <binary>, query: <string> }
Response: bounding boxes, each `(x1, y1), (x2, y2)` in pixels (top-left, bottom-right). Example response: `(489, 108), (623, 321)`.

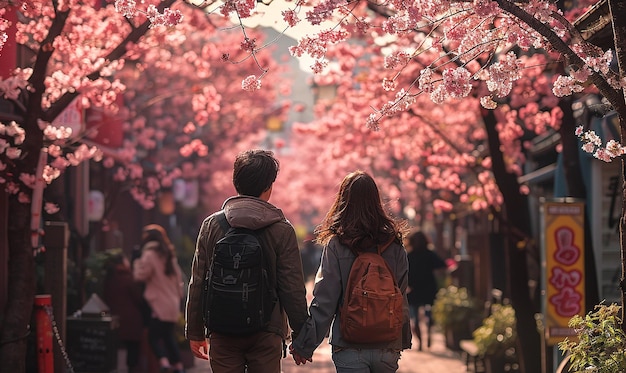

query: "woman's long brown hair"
(315, 171), (406, 251)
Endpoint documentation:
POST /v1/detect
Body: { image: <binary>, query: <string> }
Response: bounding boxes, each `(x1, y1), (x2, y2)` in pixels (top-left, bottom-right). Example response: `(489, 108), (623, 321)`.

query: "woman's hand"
(289, 343), (312, 365)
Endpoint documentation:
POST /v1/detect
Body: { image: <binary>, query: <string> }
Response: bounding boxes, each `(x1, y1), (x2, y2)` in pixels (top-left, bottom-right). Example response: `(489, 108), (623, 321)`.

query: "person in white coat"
(134, 224), (185, 373)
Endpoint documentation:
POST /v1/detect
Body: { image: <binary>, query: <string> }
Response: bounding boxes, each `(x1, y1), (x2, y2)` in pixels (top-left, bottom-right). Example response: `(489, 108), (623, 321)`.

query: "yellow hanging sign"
(542, 200), (585, 346)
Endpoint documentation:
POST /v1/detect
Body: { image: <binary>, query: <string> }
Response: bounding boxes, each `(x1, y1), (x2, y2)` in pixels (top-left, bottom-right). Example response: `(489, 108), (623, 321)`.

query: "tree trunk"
(0, 111), (41, 371)
(483, 109), (542, 373)
(0, 62), (46, 373)
(0, 200), (35, 373)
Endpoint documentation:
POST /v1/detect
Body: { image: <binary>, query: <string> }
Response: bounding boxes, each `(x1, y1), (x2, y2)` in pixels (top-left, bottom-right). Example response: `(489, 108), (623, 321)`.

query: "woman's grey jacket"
(292, 236), (412, 359)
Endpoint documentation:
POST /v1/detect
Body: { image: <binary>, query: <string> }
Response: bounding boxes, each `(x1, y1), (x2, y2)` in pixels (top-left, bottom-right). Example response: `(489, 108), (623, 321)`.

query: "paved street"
(187, 329), (467, 373)
(283, 330), (468, 373)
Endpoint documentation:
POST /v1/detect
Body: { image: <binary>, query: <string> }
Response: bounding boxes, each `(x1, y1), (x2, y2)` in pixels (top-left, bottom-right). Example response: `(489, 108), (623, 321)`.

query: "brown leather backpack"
(339, 241), (403, 343)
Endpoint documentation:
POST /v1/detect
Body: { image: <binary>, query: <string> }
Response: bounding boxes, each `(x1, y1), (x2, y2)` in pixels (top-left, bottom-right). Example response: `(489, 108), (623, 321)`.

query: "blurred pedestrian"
(103, 250), (144, 373)
(405, 230), (447, 350)
(185, 149), (309, 373)
(290, 170), (412, 372)
(134, 224), (185, 373)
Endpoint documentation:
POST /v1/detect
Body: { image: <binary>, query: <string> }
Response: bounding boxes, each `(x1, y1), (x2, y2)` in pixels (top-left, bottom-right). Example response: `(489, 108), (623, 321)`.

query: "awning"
(518, 163), (557, 184)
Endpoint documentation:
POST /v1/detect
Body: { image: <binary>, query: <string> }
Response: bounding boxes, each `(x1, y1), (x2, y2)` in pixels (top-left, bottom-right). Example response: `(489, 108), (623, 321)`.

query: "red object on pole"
(34, 294), (54, 373)
(0, 6), (18, 79)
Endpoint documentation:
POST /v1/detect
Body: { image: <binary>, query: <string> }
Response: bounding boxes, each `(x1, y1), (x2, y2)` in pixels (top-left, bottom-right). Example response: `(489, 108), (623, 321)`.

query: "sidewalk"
(187, 329), (467, 373)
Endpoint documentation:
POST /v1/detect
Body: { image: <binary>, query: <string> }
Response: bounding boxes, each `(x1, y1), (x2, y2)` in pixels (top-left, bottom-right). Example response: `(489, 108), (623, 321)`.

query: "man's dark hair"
(233, 149), (279, 197)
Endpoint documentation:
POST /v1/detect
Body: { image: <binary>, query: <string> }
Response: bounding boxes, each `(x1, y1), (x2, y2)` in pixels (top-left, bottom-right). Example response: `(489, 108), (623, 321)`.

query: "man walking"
(185, 149), (309, 373)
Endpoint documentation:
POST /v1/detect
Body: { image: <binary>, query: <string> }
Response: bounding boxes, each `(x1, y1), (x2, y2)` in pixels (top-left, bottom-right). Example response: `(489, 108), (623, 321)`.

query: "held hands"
(289, 343), (312, 366)
(189, 339), (209, 360)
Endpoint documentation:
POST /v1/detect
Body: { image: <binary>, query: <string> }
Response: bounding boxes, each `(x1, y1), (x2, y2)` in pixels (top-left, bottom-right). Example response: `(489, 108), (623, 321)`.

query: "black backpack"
(203, 211), (277, 336)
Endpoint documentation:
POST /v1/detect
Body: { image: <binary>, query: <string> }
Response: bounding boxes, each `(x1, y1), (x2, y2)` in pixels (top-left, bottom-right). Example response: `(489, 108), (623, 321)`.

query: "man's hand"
(289, 343), (312, 365)
(189, 339), (209, 360)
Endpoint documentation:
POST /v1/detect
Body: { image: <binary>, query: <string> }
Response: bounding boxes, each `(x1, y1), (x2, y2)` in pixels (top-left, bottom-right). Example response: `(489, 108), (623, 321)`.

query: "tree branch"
(41, 0), (178, 122)
(496, 0), (625, 114)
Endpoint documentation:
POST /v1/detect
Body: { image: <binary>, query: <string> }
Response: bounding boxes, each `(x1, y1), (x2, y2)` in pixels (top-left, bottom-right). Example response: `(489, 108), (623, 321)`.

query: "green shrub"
(432, 286), (478, 331)
(472, 303), (517, 356)
(558, 303), (626, 373)
(84, 248), (124, 298)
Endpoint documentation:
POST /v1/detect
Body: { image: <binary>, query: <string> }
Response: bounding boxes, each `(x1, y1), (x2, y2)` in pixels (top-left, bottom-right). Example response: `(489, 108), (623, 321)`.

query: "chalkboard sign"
(66, 316), (119, 373)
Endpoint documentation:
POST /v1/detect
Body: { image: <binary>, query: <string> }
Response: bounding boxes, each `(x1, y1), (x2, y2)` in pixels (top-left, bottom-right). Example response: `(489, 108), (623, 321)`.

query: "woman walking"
(290, 170), (412, 372)
(134, 224), (185, 373)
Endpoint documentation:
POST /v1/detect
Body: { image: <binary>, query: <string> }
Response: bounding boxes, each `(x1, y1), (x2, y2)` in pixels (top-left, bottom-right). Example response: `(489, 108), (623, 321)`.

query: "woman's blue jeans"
(332, 347), (400, 372)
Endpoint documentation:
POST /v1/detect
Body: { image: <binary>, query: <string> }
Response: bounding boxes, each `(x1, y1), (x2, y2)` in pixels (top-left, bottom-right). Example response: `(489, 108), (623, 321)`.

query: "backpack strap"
(216, 210), (230, 232)
(377, 237), (399, 285)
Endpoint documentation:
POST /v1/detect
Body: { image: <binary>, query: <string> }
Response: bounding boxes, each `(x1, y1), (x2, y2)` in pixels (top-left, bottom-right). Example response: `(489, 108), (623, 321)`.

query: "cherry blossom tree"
(0, 1), (289, 370)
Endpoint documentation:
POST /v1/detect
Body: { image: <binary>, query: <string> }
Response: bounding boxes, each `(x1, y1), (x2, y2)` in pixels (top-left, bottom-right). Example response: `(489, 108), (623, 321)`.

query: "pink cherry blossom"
(282, 9), (300, 27)
(44, 202), (60, 214)
(241, 75), (261, 91)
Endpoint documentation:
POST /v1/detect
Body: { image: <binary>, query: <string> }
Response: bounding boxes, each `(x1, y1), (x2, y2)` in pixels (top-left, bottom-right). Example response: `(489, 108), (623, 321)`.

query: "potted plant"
(558, 303), (626, 373)
(472, 303), (517, 373)
(432, 286), (480, 350)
